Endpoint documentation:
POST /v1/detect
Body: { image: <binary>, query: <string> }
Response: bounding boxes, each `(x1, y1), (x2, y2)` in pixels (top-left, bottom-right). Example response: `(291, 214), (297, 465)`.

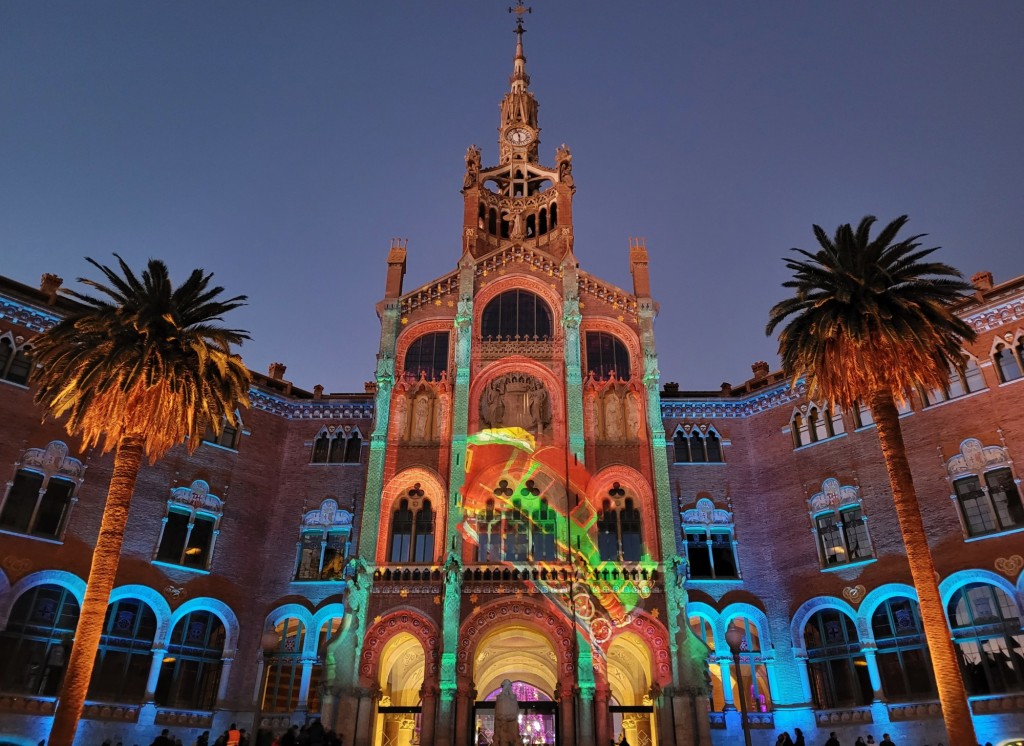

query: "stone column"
(143, 647), (166, 701)
(594, 686), (611, 746)
(717, 658), (735, 710)
(419, 683), (438, 746)
(578, 683), (595, 746)
(861, 648), (886, 702)
(793, 650), (814, 705)
(295, 659), (315, 714)
(454, 682), (474, 746)
(216, 655), (235, 707)
(557, 683), (576, 746)
(319, 687), (338, 733)
(354, 688), (375, 746)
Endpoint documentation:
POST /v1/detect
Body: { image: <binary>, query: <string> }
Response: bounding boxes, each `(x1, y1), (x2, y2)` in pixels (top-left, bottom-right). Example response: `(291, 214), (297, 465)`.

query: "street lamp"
(725, 622), (753, 746)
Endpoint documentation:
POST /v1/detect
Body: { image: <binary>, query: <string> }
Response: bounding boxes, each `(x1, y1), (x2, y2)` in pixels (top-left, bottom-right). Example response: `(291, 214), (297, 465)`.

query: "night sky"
(2, 2), (1022, 392)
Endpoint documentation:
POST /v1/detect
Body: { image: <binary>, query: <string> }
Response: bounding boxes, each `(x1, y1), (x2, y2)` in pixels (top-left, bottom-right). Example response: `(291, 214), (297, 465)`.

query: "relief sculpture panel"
(479, 373), (552, 435)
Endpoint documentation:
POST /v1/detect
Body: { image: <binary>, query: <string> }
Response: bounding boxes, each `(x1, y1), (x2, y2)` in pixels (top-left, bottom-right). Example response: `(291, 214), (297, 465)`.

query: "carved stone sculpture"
(492, 680), (521, 746)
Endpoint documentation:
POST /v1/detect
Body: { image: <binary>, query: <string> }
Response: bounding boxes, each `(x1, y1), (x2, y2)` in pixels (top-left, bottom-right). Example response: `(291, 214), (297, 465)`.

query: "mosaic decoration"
(841, 585), (867, 604)
(994, 554), (1023, 576)
(456, 427), (657, 661)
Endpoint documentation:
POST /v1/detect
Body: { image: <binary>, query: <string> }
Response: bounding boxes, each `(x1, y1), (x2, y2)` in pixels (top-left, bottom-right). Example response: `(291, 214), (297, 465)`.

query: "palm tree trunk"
(868, 390), (976, 744)
(48, 435), (145, 746)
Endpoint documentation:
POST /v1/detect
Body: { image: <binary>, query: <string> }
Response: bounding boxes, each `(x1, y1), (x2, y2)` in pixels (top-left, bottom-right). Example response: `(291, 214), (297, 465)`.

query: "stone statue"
(625, 392), (641, 440)
(556, 144), (574, 189)
(604, 393), (624, 440)
(413, 395), (431, 440)
(492, 679), (521, 746)
(464, 145), (481, 189)
(480, 379), (506, 428)
(527, 384), (550, 434)
(510, 210), (525, 240)
(395, 393), (409, 440)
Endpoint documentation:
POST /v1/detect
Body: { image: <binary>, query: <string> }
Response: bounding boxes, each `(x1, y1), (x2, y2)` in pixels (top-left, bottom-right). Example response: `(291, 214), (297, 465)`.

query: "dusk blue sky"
(2, 2), (1022, 392)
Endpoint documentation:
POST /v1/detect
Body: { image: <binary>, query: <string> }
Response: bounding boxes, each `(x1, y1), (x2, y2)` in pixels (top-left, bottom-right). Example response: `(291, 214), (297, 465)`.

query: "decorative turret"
(460, 2), (575, 261)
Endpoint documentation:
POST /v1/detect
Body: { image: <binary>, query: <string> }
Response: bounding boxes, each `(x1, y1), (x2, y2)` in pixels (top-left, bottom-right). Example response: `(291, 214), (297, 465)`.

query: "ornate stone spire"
(499, 1), (539, 163)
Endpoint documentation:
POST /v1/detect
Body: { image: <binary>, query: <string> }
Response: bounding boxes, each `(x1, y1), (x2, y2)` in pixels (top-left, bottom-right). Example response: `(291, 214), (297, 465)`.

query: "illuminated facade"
(1, 12), (1024, 746)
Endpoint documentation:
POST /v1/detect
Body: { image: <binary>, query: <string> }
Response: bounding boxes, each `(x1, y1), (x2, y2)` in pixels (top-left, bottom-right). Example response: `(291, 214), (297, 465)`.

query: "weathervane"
(509, 0), (531, 33)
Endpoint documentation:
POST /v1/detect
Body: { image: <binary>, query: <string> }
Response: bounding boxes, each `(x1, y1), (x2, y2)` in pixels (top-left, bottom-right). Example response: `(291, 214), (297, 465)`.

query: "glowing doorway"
(373, 632), (425, 746)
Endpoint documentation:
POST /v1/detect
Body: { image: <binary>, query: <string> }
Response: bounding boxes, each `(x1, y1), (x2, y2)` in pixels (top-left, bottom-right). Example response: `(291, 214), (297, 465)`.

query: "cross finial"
(509, 0), (531, 33)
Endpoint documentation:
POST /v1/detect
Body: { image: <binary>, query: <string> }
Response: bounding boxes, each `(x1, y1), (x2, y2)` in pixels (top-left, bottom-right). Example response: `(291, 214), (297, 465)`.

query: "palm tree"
(766, 216), (978, 744)
(30, 256), (251, 746)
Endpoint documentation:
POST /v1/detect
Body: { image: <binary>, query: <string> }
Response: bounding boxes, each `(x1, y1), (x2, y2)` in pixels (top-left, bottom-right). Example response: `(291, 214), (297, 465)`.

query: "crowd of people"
(775, 731), (1000, 746)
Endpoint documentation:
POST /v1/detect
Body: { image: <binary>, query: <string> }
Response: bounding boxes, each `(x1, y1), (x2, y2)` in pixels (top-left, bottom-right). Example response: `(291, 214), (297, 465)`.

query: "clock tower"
(460, 7), (575, 261)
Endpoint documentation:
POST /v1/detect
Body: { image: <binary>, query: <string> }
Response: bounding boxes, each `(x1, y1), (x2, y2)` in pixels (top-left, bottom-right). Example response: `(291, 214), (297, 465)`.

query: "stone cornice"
(661, 381), (804, 420)
(0, 297), (61, 334)
(249, 388), (374, 420)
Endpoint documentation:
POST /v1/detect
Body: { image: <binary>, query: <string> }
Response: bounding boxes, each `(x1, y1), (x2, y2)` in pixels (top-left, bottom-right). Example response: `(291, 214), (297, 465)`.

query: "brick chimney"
(268, 362), (287, 380)
(313, 384), (324, 400)
(663, 382), (679, 395)
(751, 361), (770, 380)
(40, 274), (63, 305)
(971, 271), (994, 292)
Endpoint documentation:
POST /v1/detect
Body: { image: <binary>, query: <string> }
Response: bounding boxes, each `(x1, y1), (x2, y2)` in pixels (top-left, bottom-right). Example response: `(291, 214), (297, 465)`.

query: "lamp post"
(725, 622), (753, 746)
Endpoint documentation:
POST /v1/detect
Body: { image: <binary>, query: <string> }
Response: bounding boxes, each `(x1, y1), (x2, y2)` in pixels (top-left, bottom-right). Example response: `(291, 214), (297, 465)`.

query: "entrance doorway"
(372, 632), (425, 746)
(474, 683), (557, 746)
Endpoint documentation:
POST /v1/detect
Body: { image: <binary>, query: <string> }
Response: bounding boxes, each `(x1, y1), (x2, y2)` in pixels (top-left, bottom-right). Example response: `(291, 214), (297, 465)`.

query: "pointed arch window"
(993, 336), (1024, 383)
(946, 439), (1024, 537)
(154, 480), (223, 571)
(202, 414), (242, 450)
(88, 597), (158, 703)
(531, 498), (557, 561)
(0, 335), (33, 385)
(803, 609), (872, 709)
(948, 582), (1024, 695)
(870, 597), (936, 701)
(681, 498), (738, 580)
(792, 403), (844, 448)
(0, 440), (84, 540)
(155, 610), (225, 710)
(673, 427), (724, 464)
(0, 584), (79, 695)
(295, 499), (353, 581)
(596, 484), (643, 562)
(388, 484), (435, 564)
(310, 427), (363, 464)
(475, 479), (559, 563)
(923, 356), (987, 405)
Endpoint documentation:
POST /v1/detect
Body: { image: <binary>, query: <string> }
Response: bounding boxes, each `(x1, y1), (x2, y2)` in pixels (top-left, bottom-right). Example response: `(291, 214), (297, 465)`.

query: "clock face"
(505, 127), (534, 146)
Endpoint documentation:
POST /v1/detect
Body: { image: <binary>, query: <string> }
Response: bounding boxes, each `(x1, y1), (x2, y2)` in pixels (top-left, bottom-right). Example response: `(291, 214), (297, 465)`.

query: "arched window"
(538, 207), (548, 235)
(295, 499), (353, 581)
(488, 208), (498, 235)
(681, 498), (738, 580)
(950, 581), (1024, 691)
(0, 584), (79, 695)
(307, 615), (343, 713)
(948, 582), (1024, 695)
(388, 485), (435, 564)
(262, 617), (306, 713)
(596, 486), (643, 562)
(88, 598), (158, 703)
(725, 618), (773, 712)
(311, 432), (331, 463)
(531, 498), (557, 561)
(549, 202), (558, 227)
(791, 412), (808, 447)
(504, 498), (529, 562)
(202, 416), (240, 449)
(803, 609), (872, 709)
(0, 336), (32, 385)
(478, 498), (501, 563)
(481, 289), (552, 341)
(672, 428), (724, 464)
(924, 357), (987, 404)
(993, 339), (1023, 383)
(155, 480), (223, 571)
(947, 439), (1024, 537)
(403, 331), (450, 381)
(871, 597), (935, 701)
(793, 404), (843, 447)
(585, 331), (631, 380)
(808, 479), (873, 568)
(155, 610), (225, 710)
(0, 441), (84, 540)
